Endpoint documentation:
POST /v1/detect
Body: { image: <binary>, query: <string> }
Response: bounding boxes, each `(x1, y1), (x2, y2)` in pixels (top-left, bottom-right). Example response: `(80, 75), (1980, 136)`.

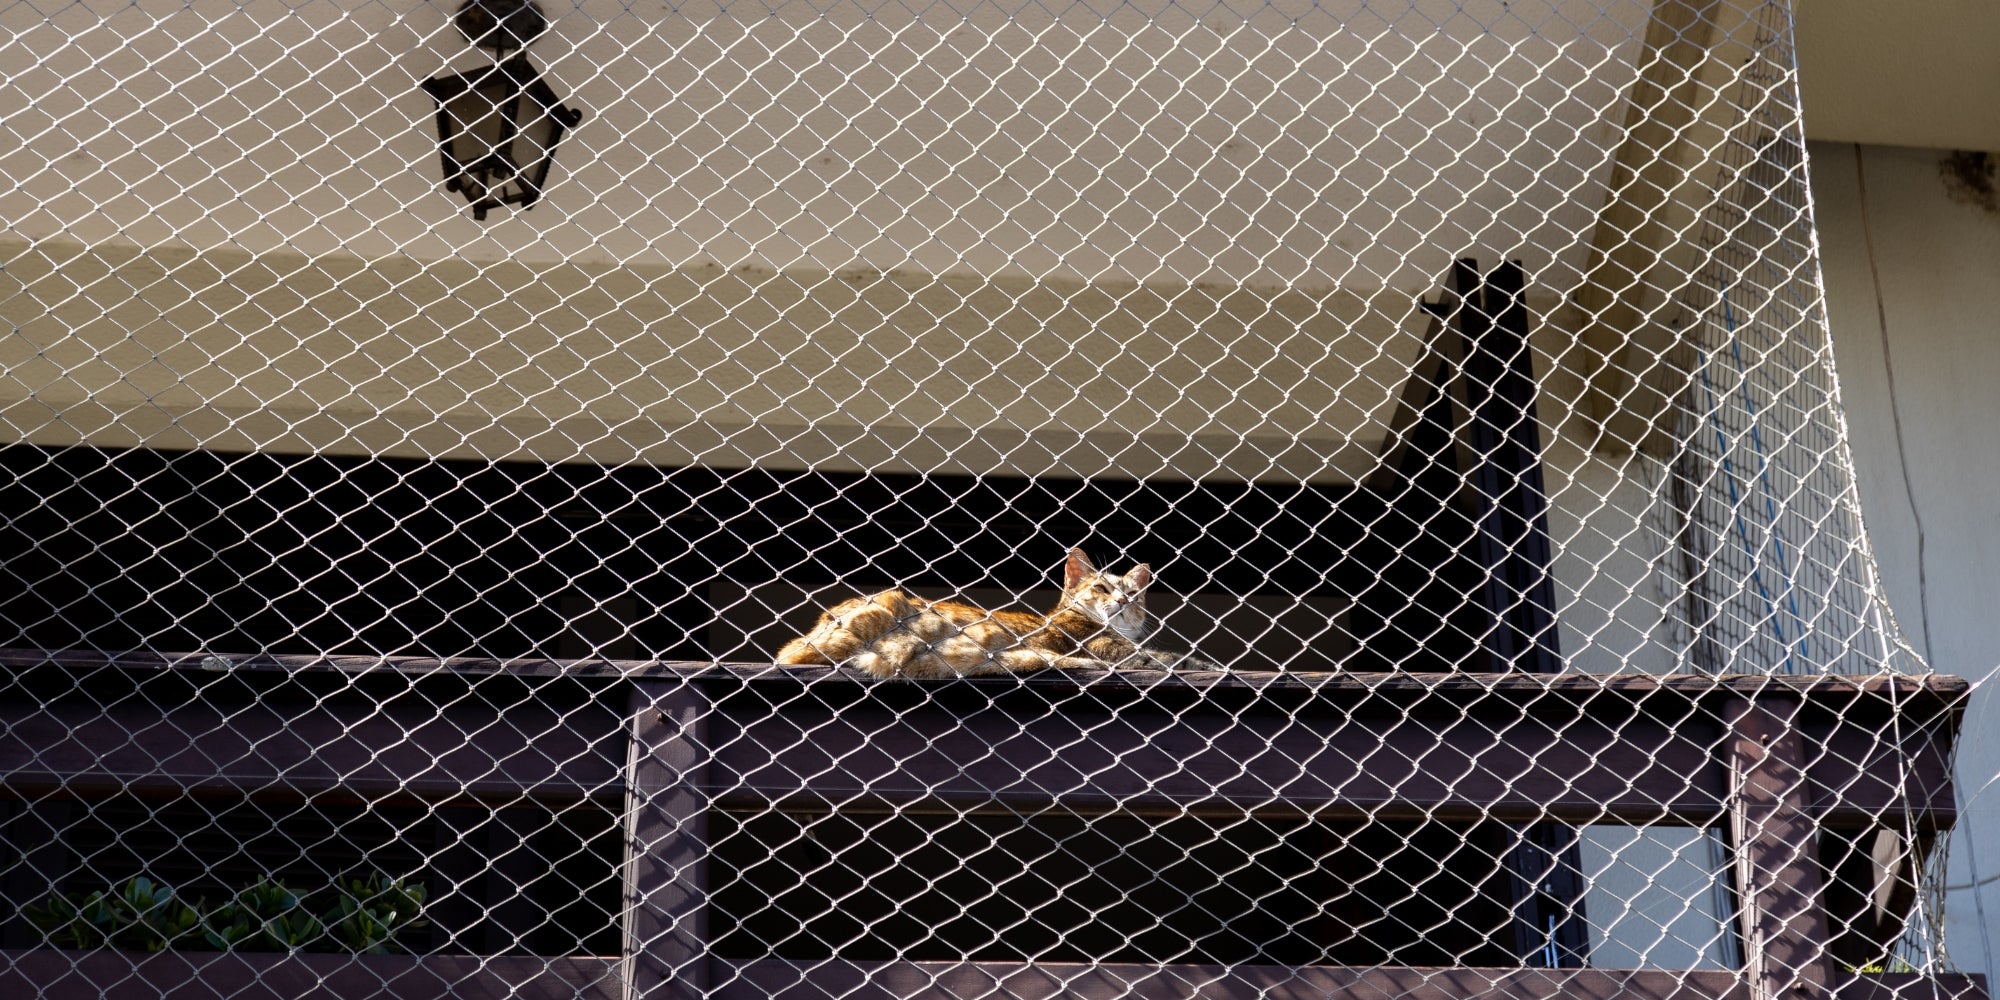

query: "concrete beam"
(1574, 0), (1782, 455)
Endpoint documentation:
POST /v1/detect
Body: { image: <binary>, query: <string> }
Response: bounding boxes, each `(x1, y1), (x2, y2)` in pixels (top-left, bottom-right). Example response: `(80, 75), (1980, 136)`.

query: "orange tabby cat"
(774, 548), (1214, 678)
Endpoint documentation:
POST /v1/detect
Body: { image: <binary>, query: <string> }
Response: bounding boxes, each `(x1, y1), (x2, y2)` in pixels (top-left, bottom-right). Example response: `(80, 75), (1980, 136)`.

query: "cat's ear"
(1064, 548), (1097, 590)
(1128, 564), (1151, 590)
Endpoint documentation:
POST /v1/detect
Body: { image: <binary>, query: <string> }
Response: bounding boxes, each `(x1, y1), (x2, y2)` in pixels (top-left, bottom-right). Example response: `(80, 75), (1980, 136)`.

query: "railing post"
(625, 680), (711, 1000)
(1727, 693), (1834, 1000)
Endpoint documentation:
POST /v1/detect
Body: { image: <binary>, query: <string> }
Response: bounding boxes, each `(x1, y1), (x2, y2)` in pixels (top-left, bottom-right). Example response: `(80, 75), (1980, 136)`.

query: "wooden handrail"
(0, 647), (1978, 1000)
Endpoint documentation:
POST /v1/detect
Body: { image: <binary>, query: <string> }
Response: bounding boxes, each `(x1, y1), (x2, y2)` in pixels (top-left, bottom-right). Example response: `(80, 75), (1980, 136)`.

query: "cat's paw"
(1110, 649), (1177, 671)
(848, 651), (897, 678)
(1130, 649), (1224, 672)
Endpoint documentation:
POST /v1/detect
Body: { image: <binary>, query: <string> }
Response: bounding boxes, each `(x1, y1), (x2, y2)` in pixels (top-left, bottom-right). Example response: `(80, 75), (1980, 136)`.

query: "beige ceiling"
(1795, 0), (2000, 150)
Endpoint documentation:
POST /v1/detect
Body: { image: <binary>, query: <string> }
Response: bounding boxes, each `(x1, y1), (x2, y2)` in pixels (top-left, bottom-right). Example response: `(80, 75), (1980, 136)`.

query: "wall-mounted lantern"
(420, 0), (584, 221)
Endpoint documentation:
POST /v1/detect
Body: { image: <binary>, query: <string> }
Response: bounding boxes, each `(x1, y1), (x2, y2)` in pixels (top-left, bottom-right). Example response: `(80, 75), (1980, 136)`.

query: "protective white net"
(0, 0), (1982, 997)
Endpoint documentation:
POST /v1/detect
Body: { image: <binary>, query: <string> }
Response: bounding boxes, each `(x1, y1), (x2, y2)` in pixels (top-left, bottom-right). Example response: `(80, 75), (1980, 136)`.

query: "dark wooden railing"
(0, 648), (1982, 1000)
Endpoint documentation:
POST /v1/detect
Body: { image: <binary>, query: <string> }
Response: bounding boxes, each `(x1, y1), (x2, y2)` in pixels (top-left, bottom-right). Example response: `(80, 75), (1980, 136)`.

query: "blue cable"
(1721, 289), (1812, 672)
(1695, 290), (1796, 672)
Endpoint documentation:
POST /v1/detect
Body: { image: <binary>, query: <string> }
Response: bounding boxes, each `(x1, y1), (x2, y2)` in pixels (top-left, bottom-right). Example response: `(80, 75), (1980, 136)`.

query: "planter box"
(0, 949), (620, 999)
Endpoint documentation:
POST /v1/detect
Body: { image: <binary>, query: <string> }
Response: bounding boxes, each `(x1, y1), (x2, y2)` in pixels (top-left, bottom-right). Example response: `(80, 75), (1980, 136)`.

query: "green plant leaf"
(31, 875), (428, 955)
(270, 910), (324, 951)
(26, 891), (109, 951)
(200, 906), (261, 952)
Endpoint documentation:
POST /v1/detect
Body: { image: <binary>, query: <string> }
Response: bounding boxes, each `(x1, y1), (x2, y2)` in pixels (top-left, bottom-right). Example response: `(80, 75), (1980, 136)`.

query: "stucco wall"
(1809, 140), (2000, 976)
(0, 0), (1657, 486)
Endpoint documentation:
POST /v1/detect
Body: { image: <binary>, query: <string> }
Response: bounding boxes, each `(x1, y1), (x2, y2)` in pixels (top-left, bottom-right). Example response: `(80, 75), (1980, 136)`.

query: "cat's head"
(1060, 548), (1153, 642)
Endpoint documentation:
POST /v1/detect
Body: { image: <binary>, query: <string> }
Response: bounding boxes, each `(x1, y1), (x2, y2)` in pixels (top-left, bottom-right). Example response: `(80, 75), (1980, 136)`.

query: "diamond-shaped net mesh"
(0, 0), (1983, 997)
